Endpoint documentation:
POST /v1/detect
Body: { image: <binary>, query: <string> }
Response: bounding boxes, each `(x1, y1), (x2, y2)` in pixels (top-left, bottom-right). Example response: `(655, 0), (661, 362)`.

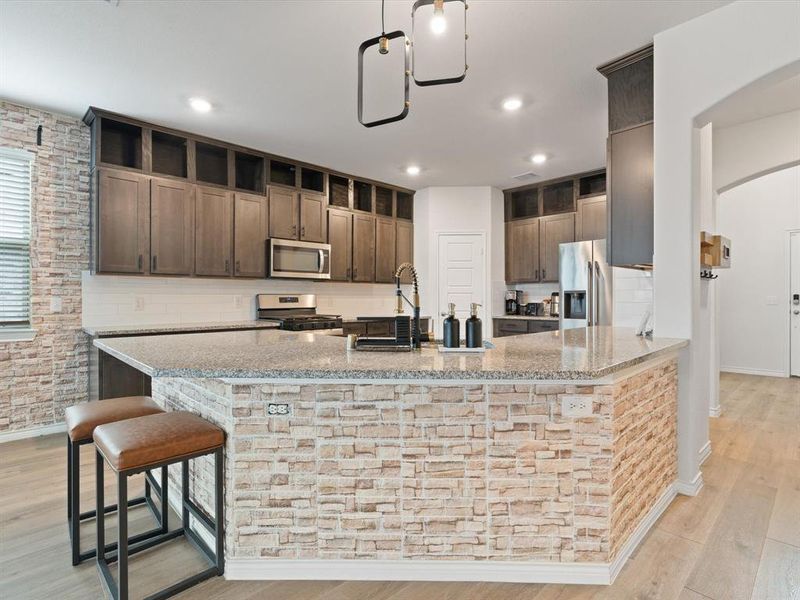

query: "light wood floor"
(1, 373), (798, 600)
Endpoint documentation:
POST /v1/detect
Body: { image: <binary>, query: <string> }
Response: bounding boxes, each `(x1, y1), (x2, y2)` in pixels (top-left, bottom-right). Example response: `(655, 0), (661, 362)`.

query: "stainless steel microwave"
(267, 238), (331, 280)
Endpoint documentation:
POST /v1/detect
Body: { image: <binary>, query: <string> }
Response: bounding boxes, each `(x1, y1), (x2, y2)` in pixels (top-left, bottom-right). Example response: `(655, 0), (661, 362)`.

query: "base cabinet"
(493, 318), (559, 338)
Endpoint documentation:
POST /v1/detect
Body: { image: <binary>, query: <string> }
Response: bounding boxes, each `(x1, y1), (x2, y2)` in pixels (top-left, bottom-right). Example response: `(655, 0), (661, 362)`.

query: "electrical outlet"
(234, 295), (243, 309)
(267, 403), (291, 416)
(561, 395), (593, 417)
(134, 296), (145, 311)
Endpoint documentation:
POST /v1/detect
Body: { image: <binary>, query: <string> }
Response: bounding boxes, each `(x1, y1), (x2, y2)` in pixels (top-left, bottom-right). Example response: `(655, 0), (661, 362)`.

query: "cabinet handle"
(301, 226), (305, 238)
(353, 268), (357, 279)
(225, 259), (230, 273)
(542, 269), (546, 279)
(535, 269), (538, 280)
(346, 267), (351, 279)
(138, 254), (143, 271)
(235, 260), (240, 274)
(152, 255), (157, 271)
(292, 225), (297, 237)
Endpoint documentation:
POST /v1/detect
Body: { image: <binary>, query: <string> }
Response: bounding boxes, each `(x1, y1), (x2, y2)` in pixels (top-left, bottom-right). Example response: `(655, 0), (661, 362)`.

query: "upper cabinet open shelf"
(504, 169), (605, 222)
(85, 107), (414, 203)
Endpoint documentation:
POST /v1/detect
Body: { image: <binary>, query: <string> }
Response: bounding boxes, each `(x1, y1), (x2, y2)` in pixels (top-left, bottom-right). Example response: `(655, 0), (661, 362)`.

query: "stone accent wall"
(151, 358), (677, 564)
(0, 101), (90, 433)
(609, 360), (678, 560)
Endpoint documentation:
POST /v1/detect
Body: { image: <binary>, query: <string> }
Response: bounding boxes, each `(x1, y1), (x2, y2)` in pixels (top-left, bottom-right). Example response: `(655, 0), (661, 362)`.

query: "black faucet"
(394, 262), (421, 349)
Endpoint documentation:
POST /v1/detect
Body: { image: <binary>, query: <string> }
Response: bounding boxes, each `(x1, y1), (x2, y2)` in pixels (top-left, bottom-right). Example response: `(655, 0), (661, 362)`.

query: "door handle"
(587, 261), (593, 326)
(794, 310), (799, 315)
(594, 261), (601, 326)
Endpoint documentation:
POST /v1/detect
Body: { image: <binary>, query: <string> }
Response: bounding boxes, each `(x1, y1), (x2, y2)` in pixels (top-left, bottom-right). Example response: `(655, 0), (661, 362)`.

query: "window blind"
(0, 148), (34, 328)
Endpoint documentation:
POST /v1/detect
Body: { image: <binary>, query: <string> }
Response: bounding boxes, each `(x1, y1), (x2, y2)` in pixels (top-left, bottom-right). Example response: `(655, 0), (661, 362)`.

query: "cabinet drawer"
(496, 320), (528, 333)
(529, 320), (559, 333)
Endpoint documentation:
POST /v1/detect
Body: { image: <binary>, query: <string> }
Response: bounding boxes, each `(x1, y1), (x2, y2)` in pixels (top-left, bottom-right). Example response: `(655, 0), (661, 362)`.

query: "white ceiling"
(0, 0), (728, 190)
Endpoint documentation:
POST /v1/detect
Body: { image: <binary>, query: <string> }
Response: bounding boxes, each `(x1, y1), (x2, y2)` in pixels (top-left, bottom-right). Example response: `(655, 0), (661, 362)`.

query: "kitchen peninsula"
(94, 327), (685, 585)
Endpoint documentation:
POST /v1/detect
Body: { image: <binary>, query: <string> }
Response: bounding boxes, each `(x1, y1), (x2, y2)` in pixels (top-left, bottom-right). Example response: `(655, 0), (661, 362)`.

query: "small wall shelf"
(196, 142), (229, 186)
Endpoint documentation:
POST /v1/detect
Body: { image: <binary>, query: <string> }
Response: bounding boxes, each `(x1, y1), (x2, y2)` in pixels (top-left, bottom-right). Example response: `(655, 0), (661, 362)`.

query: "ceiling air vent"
(512, 171), (539, 182)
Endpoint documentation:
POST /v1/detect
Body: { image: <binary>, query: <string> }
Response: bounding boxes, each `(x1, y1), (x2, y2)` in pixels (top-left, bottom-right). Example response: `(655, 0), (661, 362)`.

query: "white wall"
(714, 109), (800, 193)
(613, 269), (653, 328)
(82, 273), (398, 327)
(717, 166), (800, 377)
(414, 186), (503, 332)
(653, 0), (800, 490)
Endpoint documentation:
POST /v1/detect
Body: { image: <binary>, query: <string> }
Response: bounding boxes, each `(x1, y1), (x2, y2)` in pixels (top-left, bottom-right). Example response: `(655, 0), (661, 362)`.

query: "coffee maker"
(505, 290), (524, 315)
(550, 291), (560, 317)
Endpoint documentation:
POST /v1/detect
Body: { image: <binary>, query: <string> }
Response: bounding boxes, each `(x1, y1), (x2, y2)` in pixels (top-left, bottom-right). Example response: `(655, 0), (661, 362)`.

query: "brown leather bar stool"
(64, 396), (166, 565)
(93, 411), (225, 600)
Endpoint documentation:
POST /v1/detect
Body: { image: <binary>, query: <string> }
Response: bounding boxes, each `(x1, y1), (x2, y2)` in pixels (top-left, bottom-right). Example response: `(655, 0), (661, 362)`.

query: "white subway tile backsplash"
(81, 272), (400, 328)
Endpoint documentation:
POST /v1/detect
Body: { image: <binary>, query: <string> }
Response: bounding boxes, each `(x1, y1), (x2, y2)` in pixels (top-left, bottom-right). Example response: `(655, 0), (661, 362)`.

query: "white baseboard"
(0, 422), (65, 443)
(720, 366), (786, 378)
(699, 441), (712, 465)
(674, 472), (704, 496)
(225, 483), (678, 586)
(709, 405), (721, 418)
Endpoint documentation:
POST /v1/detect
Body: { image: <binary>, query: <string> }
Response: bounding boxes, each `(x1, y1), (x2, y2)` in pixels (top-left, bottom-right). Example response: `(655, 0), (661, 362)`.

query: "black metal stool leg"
(181, 460), (189, 531)
(215, 447), (225, 575)
(118, 473), (129, 600)
(161, 465), (169, 533)
(69, 438), (81, 566)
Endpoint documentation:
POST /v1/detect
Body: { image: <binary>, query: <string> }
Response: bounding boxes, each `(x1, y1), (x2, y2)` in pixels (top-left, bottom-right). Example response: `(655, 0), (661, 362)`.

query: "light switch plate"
(134, 296), (145, 311)
(561, 395), (593, 418)
(234, 295), (243, 309)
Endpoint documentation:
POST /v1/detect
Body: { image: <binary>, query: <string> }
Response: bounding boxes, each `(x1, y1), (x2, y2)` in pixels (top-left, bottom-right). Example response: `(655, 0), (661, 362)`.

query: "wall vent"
(512, 171), (539, 181)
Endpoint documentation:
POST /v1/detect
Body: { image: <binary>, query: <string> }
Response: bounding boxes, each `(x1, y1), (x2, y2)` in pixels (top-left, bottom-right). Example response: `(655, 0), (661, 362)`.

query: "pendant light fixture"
(357, 0), (468, 127)
(410, 0), (468, 86)
(357, 0), (411, 128)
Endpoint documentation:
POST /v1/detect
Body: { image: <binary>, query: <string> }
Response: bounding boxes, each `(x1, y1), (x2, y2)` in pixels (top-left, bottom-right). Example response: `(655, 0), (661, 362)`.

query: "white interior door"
(437, 233), (485, 338)
(791, 232), (800, 376)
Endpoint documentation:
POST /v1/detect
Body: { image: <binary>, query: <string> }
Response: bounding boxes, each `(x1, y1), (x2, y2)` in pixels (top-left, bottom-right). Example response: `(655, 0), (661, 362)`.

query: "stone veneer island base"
(95, 327), (685, 585)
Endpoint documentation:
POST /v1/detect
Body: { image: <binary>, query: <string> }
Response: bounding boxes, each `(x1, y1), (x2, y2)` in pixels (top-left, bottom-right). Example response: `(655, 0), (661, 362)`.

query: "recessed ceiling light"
(406, 165), (421, 176)
(189, 97), (212, 113)
(502, 97), (522, 111)
(531, 153), (547, 164)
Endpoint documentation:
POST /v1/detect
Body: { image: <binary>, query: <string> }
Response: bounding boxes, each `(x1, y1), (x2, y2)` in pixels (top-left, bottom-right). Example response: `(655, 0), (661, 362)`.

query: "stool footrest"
(184, 497), (215, 534)
(103, 528), (185, 565)
(143, 566), (220, 600)
(79, 495), (148, 521)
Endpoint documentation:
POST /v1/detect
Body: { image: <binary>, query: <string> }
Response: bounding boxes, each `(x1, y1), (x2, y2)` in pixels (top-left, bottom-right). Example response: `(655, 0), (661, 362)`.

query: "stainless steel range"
(256, 294), (342, 331)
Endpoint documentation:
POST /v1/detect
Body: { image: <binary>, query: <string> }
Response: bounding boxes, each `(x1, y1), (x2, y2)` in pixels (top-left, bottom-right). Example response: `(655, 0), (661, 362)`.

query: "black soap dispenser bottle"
(442, 302), (460, 348)
(466, 303), (482, 348)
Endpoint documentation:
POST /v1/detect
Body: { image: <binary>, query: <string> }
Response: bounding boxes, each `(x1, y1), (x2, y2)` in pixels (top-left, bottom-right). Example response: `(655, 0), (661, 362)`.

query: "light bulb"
(502, 98), (522, 111)
(189, 97), (212, 113)
(406, 165), (421, 176)
(531, 154), (547, 164)
(430, 14), (447, 35)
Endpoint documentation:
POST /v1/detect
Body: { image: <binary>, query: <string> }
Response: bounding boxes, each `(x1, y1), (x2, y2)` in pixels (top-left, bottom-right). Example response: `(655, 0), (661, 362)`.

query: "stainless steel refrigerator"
(559, 240), (613, 330)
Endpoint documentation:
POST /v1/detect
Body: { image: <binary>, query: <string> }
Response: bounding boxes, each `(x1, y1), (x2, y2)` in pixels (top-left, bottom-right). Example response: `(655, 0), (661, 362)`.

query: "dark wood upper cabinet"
(542, 180), (575, 215)
(353, 180), (373, 213)
(299, 191), (327, 243)
(151, 131), (187, 178)
(150, 177), (195, 275)
(375, 217), (396, 283)
(270, 160), (297, 188)
(578, 172), (606, 197)
(300, 167), (325, 193)
(196, 142), (229, 187)
(608, 123), (654, 267)
(352, 213), (376, 282)
(395, 220), (413, 283)
(329, 174), (351, 209)
(327, 208), (353, 281)
(195, 186), (233, 277)
(576, 195), (607, 242)
(539, 212), (575, 282)
(375, 186), (393, 217)
(234, 192), (269, 277)
(507, 218), (540, 283)
(234, 151), (265, 193)
(396, 191), (413, 221)
(268, 186), (299, 239)
(100, 118), (142, 169)
(599, 44), (654, 268)
(509, 188), (539, 220)
(96, 168), (149, 274)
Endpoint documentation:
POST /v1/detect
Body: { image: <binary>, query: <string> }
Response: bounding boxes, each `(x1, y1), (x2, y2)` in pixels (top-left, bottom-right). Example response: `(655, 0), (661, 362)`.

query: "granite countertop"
(94, 326), (687, 382)
(494, 315), (559, 321)
(83, 320), (279, 337)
